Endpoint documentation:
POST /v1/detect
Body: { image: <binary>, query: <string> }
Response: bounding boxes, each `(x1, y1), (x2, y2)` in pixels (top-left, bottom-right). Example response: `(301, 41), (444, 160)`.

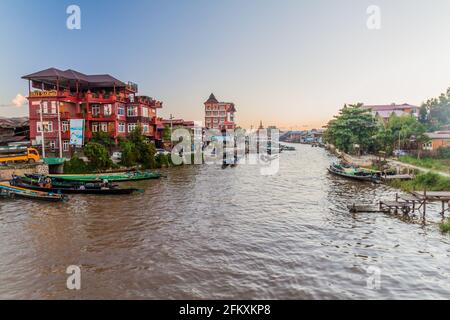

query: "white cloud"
(12, 94), (27, 107)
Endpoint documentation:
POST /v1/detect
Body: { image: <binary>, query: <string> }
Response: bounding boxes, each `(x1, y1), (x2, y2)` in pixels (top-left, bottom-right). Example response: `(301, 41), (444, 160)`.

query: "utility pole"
(170, 113), (174, 149)
(56, 78), (63, 158)
(39, 101), (46, 158)
(57, 102), (63, 158)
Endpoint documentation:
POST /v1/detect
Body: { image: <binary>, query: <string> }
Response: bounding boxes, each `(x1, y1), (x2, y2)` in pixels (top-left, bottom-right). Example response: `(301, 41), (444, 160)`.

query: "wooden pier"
(348, 190), (450, 217)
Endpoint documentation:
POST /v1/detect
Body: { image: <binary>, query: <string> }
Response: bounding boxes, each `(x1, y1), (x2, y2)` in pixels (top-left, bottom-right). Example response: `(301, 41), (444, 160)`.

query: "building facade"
(423, 131), (450, 151)
(362, 103), (419, 120)
(22, 68), (164, 156)
(204, 93), (236, 130)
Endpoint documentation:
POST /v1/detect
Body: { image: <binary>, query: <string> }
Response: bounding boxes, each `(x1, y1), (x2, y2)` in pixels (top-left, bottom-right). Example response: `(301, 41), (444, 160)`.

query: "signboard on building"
(69, 119), (84, 146)
(30, 90), (58, 97)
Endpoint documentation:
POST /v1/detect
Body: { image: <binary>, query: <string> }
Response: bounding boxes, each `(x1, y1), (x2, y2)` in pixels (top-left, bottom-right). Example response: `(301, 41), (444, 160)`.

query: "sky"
(1, 0), (450, 130)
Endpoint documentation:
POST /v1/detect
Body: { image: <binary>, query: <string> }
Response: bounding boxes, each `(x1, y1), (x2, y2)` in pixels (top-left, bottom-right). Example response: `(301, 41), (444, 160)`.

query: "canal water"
(0, 144), (449, 299)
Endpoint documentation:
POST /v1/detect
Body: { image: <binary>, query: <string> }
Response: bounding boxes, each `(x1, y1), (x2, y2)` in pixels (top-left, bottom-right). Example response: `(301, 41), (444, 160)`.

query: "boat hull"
(0, 183), (65, 202)
(327, 166), (380, 183)
(10, 182), (138, 195)
(48, 171), (162, 183)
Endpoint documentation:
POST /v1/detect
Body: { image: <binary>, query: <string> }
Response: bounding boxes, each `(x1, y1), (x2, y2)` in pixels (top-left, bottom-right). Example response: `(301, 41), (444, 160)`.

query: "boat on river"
(48, 171), (162, 183)
(0, 183), (65, 202)
(327, 163), (381, 183)
(10, 176), (140, 195)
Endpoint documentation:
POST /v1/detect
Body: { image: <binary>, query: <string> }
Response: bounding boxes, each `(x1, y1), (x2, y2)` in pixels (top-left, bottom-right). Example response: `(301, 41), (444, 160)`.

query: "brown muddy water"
(0, 145), (449, 299)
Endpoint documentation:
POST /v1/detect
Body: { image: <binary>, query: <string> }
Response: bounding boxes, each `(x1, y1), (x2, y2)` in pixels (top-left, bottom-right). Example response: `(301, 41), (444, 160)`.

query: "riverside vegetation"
(63, 126), (175, 173)
(324, 88), (450, 191)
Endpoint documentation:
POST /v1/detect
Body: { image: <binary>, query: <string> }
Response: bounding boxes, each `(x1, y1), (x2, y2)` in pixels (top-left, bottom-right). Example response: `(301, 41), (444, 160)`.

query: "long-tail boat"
(48, 171), (162, 183)
(327, 163), (381, 183)
(10, 176), (140, 195)
(0, 183), (65, 202)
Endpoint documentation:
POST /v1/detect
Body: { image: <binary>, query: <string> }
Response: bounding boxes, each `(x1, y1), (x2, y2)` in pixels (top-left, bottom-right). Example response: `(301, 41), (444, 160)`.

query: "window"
(37, 121), (53, 133)
(42, 101), (48, 114)
(118, 122), (125, 133)
(50, 101), (57, 114)
(49, 141), (56, 150)
(63, 140), (69, 152)
(92, 123), (98, 132)
(100, 123), (108, 132)
(143, 124), (149, 133)
(127, 106), (137, 117)
(128, 123), (137, 132)
(142, 107), (149, 118)
(62, 121), (69, 132)
(118, 105), (125, 116)
(104, 104), (112, 116)
(92, 105), (101, 116)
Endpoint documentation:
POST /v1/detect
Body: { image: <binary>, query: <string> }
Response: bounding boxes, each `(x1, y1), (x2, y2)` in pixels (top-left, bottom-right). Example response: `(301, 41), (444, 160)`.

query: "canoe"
(328, 164), (381, 183)
(0, 183), (65, 202)
(48, 171), (162, 183)
(10, 180), (139, 195)
(24, 174), (113, 188)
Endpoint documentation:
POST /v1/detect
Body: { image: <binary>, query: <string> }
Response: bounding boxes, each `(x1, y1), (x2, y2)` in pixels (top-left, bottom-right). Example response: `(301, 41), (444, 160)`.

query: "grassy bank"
(399, 156), (450, 173)
(388, 172), (450, 192)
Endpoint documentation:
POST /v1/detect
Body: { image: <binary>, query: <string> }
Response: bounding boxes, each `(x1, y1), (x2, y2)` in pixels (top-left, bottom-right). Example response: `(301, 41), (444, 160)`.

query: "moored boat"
(10, 176), (140, 195)
(48, 171), (162, 183)
(327, 163), (381, 183)
(0, 183), (65, 202)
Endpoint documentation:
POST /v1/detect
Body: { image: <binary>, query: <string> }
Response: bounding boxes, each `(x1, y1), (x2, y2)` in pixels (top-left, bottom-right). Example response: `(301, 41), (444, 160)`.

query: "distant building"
(204, 93), (236, 130)
(423, 131), (450, 151)
(362, 103), (419, 120)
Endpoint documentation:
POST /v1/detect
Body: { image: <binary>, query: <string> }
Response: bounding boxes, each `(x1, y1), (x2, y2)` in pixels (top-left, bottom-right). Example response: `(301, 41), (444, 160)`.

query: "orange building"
(424, 131), (450, 151)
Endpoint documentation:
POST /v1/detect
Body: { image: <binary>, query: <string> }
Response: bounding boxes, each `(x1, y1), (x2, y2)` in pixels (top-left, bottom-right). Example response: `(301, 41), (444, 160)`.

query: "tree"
(84, 142), (114, 171)
(324, 103), (378, 154)
(119, 125), (156, 169)
(162, 125), (171, 142)
(421, 87), (450, 131)
(119, 140), (137, 167)
(90, 131), (115, 151)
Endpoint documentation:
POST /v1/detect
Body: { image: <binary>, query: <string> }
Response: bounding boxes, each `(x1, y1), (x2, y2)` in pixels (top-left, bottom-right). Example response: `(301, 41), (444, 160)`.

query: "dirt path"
(388, 159), (450, 178)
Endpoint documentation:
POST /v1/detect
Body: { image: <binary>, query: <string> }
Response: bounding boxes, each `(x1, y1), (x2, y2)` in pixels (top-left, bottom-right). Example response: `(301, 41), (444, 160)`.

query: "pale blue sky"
(1, 0), (450, 129)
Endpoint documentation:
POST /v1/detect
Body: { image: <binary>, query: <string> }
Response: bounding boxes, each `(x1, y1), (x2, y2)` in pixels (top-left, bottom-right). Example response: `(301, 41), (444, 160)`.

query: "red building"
(204, 93), (237, 130)
(22, 68), (164, 156)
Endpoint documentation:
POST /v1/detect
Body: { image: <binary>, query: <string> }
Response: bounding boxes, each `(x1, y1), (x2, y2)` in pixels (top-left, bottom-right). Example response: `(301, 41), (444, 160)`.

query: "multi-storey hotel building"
(22, 68), (164, 156)
(204, 93), (237, 130)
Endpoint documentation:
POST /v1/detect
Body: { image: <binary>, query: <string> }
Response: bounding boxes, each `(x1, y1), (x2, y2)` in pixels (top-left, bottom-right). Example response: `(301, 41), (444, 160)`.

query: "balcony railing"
(86, 112), (117, 121)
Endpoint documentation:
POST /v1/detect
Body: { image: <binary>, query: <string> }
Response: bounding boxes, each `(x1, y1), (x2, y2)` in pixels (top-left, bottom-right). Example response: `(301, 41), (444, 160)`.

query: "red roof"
(362, 103), (418, 111)
(22, 68), (127, 89)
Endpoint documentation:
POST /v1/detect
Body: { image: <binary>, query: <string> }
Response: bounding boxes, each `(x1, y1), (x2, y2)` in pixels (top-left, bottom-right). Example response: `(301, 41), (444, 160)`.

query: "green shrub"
(64, 155), (89, 174)
(440, 218), (450, 233)
(389, 172), (450, 192)
(84, 142), (114, 172)
(437, 146), (450, 159)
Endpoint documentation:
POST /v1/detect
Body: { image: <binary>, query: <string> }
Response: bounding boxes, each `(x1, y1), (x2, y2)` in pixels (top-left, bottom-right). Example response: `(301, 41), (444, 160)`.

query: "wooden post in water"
(442, 201), (445, 217)
(423, 188), (427, 218)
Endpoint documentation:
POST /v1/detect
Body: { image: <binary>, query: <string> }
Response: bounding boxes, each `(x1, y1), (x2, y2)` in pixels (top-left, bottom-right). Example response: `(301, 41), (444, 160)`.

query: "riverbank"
(0, 163), (48, 181)
(326, 144), (450, 191)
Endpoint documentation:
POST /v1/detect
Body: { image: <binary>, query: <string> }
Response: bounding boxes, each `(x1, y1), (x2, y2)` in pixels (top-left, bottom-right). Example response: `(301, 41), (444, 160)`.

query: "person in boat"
(101, 179), (110, 189)
(44, 177), (52, 189)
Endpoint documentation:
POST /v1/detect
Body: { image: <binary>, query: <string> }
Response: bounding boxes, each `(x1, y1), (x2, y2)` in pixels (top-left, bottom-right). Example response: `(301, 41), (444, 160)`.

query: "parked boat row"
(0, 170), (162, 202)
